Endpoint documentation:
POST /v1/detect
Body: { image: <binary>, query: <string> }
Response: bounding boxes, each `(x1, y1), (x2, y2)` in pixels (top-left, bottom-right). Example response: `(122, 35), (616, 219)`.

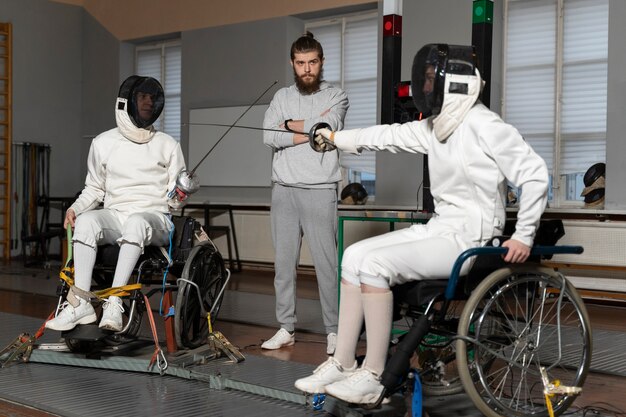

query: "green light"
(473, 0), (493, 24)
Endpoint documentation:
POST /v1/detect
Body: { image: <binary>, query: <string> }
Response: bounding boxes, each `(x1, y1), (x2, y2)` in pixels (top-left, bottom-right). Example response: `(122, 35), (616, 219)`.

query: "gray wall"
(2, 0), (120, 197)
(80, 12), (121, 190)
(3, 0), (83, 196)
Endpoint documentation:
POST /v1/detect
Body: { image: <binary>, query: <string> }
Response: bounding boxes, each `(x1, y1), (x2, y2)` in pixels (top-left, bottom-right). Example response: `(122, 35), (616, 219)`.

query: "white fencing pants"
(341, 224), (474, 289)
(72, 209), (172, 291)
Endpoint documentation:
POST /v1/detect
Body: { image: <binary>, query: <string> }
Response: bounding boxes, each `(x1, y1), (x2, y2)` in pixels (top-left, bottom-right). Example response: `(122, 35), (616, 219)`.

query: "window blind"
(504, 0), (607, 202)
(136, 42), (182, 140)
(560, 0), (608, 174)
(307, 13), (378, 176)
(504, 0), (557, 170)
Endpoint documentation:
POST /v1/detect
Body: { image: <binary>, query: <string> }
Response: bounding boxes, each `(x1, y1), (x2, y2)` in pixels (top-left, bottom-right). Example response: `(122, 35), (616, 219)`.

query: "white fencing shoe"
(99, 296), (124, 332)
(294, 356), (357, 394)
(325, 367), (384, 405)
(45, 296), (97, 331)
(261, 328), (295, 350)
(326, 332), (337, 355)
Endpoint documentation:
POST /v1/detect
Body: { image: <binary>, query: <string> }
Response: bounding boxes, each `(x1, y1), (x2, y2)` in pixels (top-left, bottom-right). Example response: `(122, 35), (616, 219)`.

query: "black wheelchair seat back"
(169, 215), (199, 263)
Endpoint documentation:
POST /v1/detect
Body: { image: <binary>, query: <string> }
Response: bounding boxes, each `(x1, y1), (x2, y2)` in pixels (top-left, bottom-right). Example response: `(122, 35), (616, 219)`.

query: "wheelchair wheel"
(175, 242), (227, 349)
(456, 265), (592, 417)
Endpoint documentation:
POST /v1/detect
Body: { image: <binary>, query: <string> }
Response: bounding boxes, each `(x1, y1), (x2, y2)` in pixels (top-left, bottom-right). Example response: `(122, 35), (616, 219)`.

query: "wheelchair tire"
(456, 265), (592, 417)
(175, 242), (227, 349)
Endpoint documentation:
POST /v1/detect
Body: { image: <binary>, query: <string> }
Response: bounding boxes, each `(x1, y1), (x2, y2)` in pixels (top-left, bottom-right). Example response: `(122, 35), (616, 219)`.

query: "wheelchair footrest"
(62, 324), (110, 342)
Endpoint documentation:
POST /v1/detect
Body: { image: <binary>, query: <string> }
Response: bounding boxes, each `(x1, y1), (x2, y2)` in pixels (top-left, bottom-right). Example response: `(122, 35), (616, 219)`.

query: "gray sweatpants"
(270, 184), (338, 334)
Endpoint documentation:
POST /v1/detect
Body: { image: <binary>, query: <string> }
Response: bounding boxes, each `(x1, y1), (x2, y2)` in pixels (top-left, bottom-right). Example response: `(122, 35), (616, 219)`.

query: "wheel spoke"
(457, 266), (591, 417)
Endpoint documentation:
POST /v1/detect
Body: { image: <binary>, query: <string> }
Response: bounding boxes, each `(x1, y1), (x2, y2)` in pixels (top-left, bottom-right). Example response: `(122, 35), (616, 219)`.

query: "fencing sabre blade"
(184, 121), (335, 154)
(188, 80), (278, 175)
(182, 122), (308, 136)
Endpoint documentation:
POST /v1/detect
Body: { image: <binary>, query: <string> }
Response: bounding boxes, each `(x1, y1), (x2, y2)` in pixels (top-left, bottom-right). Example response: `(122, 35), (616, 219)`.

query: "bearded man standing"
(262, 32), (349, 355)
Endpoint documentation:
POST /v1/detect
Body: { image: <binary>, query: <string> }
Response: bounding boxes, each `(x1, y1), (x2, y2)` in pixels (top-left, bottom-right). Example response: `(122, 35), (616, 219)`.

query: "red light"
(382, 14), (402, 37)
(397, 83), (411, 98)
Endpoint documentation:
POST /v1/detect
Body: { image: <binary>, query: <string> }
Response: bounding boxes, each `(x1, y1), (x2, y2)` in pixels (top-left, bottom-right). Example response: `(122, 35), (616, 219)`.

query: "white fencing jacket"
(71, 128), (185, 217)
(334, 103), (549, 247)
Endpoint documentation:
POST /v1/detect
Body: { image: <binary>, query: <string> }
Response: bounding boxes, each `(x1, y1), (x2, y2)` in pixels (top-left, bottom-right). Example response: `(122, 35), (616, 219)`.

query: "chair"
(21, 196), (70, 266)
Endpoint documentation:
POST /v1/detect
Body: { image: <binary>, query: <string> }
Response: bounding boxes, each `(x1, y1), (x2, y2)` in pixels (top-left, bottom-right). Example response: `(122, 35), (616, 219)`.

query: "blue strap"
(312, 393), (326, 411)
(165, 305), (175, 317)
(412, 370), (422, 417)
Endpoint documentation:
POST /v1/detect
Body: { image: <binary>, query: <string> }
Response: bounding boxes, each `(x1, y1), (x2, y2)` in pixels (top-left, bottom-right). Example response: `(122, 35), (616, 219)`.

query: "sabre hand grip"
(167, 169), (200, 204)
(175, 169), (200, 195)
(309, 122), (336, 153)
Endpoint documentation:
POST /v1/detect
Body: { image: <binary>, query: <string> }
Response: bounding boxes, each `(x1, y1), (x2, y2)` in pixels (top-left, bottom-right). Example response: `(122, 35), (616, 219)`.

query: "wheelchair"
(378, 220), (592, 417)
(54, 215), (229, 354)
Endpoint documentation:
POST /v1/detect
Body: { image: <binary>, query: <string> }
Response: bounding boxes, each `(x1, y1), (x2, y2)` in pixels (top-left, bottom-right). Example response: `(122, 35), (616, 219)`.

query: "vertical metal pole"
(337, 217), (344, 303)
(472, 0), (494, 108)
(381, 0), (403, 125)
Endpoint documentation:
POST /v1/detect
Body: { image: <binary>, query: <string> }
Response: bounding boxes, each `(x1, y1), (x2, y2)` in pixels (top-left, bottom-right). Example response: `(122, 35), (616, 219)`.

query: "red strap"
(143, 294), (166, 372)
(34, 311), (56, 340)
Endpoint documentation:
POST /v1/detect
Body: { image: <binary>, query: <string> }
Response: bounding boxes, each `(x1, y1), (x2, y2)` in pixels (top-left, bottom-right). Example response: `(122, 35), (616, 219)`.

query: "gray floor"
(220, 290), (326, 334)
(0, 362), (327, 417)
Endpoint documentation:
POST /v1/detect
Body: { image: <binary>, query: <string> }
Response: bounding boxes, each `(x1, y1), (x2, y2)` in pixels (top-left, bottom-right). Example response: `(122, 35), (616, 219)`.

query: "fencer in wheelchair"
(46, 75), (202, 337)
(296, 43), (590, 417)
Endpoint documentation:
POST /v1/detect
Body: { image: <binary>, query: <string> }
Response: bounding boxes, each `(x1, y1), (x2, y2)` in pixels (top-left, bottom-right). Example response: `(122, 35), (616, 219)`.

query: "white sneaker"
(45, 297), (97, 331)
(99, 296), (124, 332)
(294, 356), (357, 394)
(326, 332), (337, 355)
(261, 328), (295, 350)
(325, 367), (384, 405)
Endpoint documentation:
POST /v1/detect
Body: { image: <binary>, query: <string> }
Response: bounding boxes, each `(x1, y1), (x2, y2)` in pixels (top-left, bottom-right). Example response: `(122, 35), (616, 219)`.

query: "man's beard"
(294, 69), (323, 95)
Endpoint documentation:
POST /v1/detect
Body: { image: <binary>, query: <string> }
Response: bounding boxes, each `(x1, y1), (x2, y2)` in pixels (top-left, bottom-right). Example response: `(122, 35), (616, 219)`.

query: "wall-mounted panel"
(189, 105), (272, 187)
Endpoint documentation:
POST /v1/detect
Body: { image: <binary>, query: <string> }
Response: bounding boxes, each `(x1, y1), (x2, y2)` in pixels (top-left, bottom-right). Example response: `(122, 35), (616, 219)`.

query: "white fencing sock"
(333, 283), (363, 368)
(362, 290), (393, 376)
(73, 241), (97, 292)
(111, 242), (142, 288)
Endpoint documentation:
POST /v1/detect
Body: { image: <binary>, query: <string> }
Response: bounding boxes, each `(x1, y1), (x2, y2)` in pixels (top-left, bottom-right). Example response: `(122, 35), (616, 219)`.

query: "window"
(136, 41), (182, 140)
(306, 12), (378, 196)
(503, 0), (608, 206)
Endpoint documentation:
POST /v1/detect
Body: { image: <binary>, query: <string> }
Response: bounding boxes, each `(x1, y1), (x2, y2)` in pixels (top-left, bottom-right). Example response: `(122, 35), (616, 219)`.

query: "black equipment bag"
(170, 215), (200, 263)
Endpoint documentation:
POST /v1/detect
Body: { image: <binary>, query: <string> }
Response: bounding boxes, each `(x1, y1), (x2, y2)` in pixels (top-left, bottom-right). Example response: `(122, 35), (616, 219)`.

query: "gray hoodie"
(263, 81), (348, 188)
